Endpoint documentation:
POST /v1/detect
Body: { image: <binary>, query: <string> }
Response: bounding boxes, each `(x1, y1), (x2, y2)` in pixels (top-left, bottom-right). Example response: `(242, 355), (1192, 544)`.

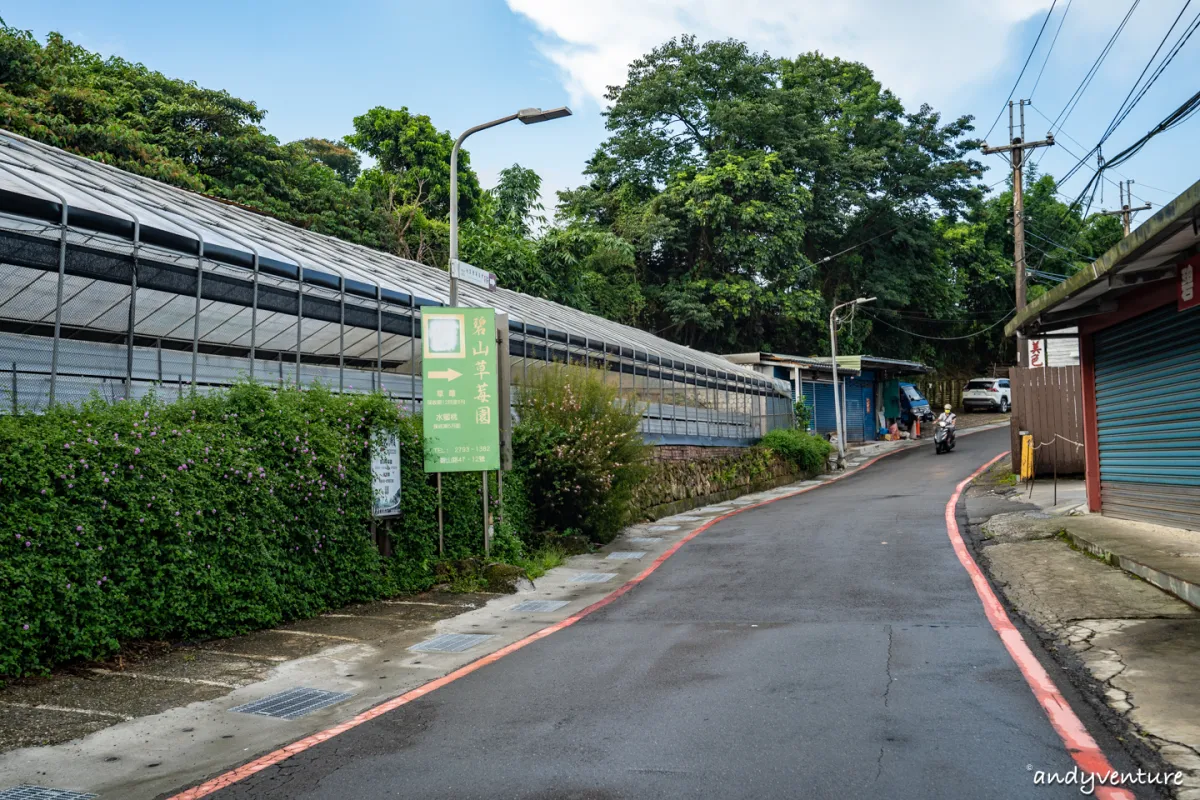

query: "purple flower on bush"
(134, 447), (141, 455)
(23, 624), (28, 630)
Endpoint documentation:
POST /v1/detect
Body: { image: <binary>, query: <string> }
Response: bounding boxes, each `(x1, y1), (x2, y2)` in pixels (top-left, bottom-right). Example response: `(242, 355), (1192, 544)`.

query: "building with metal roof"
(0, 129), (792, 445)
(724, 351), (928, 442)
(1007, 178), (1200, 531)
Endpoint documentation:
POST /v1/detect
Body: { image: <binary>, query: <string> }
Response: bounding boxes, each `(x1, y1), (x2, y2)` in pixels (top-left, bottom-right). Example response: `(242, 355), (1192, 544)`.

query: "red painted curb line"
(946, 453), (1133, 800)
(169, 445), (917, 799)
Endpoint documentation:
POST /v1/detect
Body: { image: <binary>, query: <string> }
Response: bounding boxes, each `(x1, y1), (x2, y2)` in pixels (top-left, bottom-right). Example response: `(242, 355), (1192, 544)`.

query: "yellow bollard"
(1020, 431), (1033, 481)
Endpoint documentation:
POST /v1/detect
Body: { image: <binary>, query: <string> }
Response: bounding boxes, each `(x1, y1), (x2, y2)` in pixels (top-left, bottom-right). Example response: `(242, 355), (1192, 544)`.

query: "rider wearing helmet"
(936, 404), (956, 427)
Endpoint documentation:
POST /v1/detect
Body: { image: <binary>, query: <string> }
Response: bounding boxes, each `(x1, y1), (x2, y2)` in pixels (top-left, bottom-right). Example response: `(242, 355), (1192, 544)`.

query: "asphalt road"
(209, 428), (1117, 799)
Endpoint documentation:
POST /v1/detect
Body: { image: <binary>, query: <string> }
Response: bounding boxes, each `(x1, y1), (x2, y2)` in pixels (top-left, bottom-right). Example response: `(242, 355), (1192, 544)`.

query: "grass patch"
(443, 545), (567, 593)
(513, 546), (567, 581)
(994, 468), (1019, 486)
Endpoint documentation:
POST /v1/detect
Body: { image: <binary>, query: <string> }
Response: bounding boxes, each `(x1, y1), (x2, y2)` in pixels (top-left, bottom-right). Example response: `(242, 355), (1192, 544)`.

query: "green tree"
(344, 106), (481, 221)
(297, 137), (361, 184)
(490, 163), (545, 235)
(559, 36), (983, 358)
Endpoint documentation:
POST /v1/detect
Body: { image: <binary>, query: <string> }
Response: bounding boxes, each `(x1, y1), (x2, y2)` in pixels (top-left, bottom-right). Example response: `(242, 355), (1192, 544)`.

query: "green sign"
(421, 307), (501, 472)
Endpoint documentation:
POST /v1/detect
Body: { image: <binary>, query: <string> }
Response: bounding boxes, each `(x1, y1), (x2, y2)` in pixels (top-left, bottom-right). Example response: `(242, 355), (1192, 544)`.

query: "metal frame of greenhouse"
(0, 130), (794, 445)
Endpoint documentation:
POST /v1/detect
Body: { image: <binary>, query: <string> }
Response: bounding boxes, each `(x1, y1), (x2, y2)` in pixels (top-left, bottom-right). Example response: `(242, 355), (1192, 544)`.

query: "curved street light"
(830, 296), (876, 468)
(448, 107), (572, 306)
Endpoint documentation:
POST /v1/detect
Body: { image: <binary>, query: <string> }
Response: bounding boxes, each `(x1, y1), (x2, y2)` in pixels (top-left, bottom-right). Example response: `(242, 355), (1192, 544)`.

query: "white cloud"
(507, 0), (1056, 111)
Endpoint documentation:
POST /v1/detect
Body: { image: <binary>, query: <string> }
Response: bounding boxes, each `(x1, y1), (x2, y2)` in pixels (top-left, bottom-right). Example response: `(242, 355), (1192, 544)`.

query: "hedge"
(0, 382), (526, 679)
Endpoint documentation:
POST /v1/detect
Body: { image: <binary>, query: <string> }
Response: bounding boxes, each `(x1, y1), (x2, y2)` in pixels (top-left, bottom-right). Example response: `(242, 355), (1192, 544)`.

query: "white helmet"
(944, 404), (952, 412)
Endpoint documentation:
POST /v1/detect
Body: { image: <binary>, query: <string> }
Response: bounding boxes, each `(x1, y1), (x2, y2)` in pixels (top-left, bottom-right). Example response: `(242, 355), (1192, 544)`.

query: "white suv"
(962, 377), (1011, 413)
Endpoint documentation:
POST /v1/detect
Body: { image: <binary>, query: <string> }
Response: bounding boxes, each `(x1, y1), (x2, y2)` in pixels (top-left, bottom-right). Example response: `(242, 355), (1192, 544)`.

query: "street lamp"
(829, 296), (876, 469)
(448, 106), (572, 306)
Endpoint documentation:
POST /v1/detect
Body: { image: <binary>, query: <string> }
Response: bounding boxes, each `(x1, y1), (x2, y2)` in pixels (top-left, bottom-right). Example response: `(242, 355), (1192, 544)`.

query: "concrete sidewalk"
(966, 465), (1200, 799)
(1058, 515), (1200, 611)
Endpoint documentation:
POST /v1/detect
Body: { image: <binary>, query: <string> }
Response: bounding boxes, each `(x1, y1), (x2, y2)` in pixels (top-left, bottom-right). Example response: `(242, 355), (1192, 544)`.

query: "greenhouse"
(0, 130), (794, 445)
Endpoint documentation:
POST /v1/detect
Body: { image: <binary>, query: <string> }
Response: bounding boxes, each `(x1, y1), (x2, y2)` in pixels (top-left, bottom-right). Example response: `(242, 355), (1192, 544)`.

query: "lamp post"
(829, 296), (876, 469)
(448, 106), (572, 306)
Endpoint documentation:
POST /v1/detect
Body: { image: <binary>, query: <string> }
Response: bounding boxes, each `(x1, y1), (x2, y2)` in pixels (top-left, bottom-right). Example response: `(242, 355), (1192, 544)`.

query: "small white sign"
(450, 259), (497, 291)
(1028, 337), (1047, 368)
(371, 431), (402, 517)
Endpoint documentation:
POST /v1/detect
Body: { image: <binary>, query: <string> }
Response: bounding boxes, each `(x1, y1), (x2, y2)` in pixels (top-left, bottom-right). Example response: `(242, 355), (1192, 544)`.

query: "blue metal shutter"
(844, 378), (865, 442)
(1093, 304), (1200, 529)
(849, 376), (875, 441)
(810, 382), (838, 436)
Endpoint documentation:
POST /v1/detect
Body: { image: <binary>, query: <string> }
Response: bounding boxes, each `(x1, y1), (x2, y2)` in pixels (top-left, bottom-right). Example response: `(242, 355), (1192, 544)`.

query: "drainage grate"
(606, 551), (647, 560)
(569, 572), (617, 583)
(408, 633), (494, 653)
(628, 537), (662, 544)
(229, 688), (352, 720)
(510, 600), (569, 613)
(0, 787), (97, 800)
(648, 525), (680, 532)
(666, 515), (703, 521)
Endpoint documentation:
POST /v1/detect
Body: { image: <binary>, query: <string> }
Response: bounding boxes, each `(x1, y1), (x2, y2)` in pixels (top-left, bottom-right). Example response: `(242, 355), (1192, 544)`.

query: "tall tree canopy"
(559, 36), (986, 358)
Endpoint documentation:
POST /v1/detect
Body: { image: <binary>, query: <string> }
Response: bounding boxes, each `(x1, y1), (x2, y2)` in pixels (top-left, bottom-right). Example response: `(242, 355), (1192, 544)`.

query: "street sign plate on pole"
(371, 431), (402, 517)
(450, 259), (497, 291)
(422, 307), (501, 472)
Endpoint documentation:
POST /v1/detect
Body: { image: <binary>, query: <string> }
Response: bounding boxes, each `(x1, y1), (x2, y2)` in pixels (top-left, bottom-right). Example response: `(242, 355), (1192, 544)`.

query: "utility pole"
(982, 100), (1054, 367)
(1101, 180), (1152, 236)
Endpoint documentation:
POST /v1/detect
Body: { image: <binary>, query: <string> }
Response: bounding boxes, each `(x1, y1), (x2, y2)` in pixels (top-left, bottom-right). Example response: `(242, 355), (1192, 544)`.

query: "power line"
(1073, 87), (1200, 215)
(1027, 104), (1153, 203)
(1023, 225), (1092, 259)
(1030, 0), (1074, 99)
(798, 227), (900, 277)
(984, 0), (1059, 140)
(862, 308), (1017, 341)
(1100, 2), (1197, 145)
(1041, 3), (1200, 200)
(1046, 0), (1141, 135)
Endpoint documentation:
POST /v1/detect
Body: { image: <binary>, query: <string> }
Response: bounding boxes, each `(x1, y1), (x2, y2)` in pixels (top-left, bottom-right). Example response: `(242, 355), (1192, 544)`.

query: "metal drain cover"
(510, 600), (569, 612)
(628, 537), (662, 544)
(606, 551), (647, 560)
(569, 572), (617, 583)
(230, 688), (352, 720)
(408, 633), (494, 653)
(0, 787), (97, 800)
(648, 525), (680, 532)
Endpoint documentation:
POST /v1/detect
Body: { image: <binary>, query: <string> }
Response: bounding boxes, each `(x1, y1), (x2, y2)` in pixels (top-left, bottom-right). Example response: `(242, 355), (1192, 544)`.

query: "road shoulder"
(965, 462), (1200, 799)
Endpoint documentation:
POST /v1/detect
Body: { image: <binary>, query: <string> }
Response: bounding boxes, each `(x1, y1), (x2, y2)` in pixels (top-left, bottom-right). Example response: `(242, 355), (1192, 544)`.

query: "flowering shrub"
(513, 365), (648, 543)
(0, 382), (524, 678)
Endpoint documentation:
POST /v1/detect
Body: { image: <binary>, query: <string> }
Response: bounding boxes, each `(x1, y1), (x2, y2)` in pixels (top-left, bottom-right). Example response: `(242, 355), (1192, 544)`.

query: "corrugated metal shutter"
(844, 379), (866, 442)
(809, 381), (837, 436)
(1094, 304), (1200, 530)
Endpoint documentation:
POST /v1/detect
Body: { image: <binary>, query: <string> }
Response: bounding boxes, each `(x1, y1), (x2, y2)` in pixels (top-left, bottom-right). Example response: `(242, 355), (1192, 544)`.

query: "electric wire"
(984, 0), (1059, 140)
(1100, 1), (1197, 145)
(861, 308), (1017, 341)
(1029, 0), (1074, 99)
(1048, 0), (1141, 135)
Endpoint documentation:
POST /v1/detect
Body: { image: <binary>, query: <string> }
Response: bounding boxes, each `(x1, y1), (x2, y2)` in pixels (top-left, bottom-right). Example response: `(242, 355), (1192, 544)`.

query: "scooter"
(933, 419), (956, 455)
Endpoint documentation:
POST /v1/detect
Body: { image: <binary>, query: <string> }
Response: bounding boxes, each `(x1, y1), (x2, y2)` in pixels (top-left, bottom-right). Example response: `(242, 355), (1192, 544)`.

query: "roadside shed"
(1007, 178), (1200, 531)
(722, 352), (927, 442)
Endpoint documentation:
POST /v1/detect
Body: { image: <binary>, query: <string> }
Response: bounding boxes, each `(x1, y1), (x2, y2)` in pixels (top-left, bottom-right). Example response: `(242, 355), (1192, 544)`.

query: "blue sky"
(9, 0), (1199, 229)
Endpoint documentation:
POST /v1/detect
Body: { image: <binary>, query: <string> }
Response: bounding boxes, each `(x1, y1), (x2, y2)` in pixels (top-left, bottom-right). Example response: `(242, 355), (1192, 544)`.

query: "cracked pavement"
(968, 464), (1200, 799)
